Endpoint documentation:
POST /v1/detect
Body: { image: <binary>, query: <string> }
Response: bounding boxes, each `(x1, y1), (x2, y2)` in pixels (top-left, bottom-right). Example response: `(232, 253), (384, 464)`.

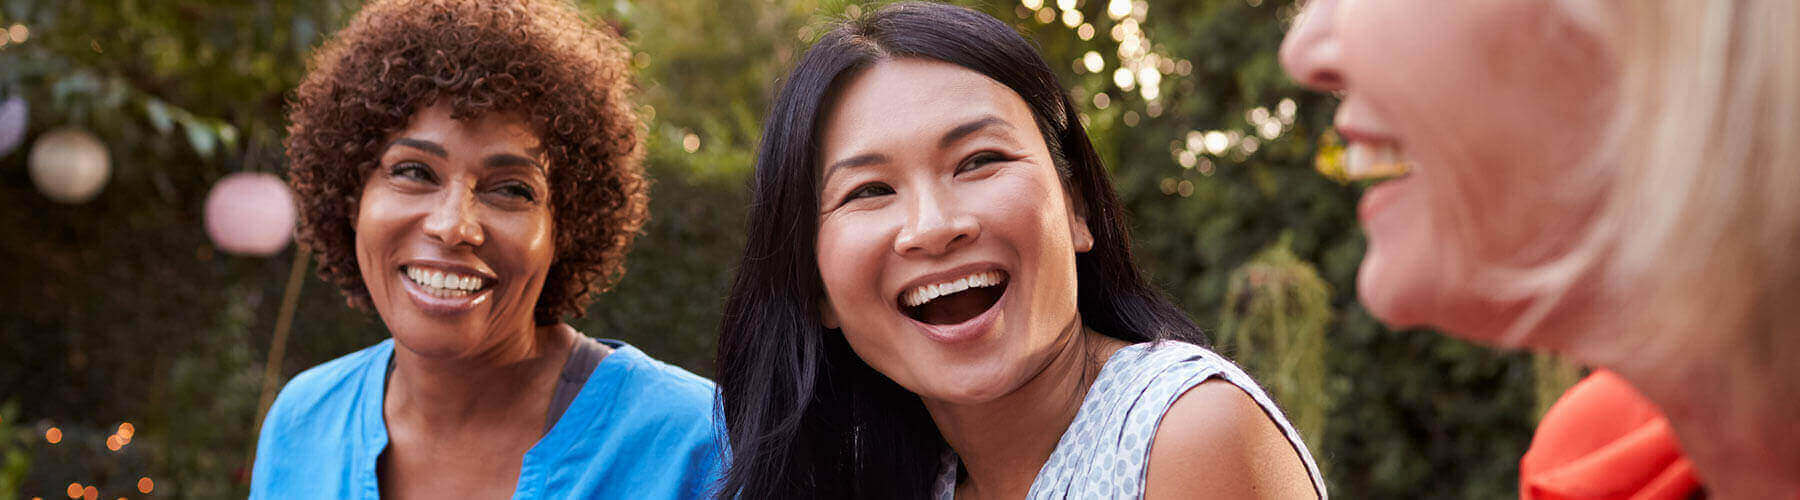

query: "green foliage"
(0, 0), (1556, 498)
(1219, 237), (1333, 459)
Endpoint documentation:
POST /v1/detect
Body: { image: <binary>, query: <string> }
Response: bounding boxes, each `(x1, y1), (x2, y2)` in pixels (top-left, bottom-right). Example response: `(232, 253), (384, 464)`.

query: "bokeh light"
(46, 427), (63, 444)
(137, 477), (154, 494)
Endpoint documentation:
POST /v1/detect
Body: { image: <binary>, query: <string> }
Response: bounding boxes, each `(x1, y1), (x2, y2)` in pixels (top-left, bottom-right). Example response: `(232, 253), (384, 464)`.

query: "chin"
(911, 361), (1018, 406)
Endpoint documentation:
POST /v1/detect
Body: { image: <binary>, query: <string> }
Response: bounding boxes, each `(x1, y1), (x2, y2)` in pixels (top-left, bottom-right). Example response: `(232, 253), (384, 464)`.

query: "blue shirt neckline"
(350, 338), (650, 498)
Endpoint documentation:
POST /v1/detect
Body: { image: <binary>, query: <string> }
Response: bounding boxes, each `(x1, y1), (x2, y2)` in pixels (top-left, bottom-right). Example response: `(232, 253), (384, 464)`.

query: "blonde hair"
(1553, 1), (1800, 376)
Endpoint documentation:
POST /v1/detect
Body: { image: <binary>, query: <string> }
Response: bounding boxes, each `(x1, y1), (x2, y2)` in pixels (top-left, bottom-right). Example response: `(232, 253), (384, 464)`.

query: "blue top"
(251, 339), (724, 499)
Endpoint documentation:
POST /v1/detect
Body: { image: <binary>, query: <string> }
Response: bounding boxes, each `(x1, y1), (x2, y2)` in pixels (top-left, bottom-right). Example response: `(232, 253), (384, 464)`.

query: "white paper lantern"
(204, 172), (297, 256)
(28, 128), (110, 204)
(0, 96), (25, 157)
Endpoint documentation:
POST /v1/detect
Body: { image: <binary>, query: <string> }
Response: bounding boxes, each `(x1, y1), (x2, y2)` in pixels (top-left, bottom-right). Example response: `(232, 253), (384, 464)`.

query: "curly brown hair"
(285, 0), (648, 325)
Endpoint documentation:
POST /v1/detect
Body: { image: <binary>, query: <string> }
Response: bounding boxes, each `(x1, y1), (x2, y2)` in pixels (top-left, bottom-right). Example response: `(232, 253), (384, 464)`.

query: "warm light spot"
(105, 435), (122, 451)
(1123, 111), (1140, 127)
(1056, 0), (1076, 10)
(1277, 98), (1298, 124)
(1160, 178), (1177, 195)
(1092, 93), (1110, 110)
(1186, 131), (1204, 152)
(1112, 67), (1135, 91)
(8, 24), (27, 44)
(1035, 7), (1056, 24)
(66, 483), (82, 499)
(1178, 150), (1197, 168)
(681, 132), (700, 153)
(1140, 81), (1160, 101)
(82, 485), (97, 500)
(118, 422), (135, 439)
(1082, 51), (1104, 73)
(1107, 0), (1132, 19)
(1076, 23), (1095, 40)
(46, 427), (62, 444)
(1061, 8), (1083, 28)
(138, 477), (154, 494)
(1204, 131), (1230, 155)
(1021, 0), (1043, 9)
(1177, 180), (1194, 197)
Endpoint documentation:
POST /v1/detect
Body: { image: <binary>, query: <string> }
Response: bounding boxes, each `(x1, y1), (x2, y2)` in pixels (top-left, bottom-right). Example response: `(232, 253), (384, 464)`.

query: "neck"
(923, 322), (1128, 500)
(1564, 319), (1800, 498)
(386, 323), (576, 434)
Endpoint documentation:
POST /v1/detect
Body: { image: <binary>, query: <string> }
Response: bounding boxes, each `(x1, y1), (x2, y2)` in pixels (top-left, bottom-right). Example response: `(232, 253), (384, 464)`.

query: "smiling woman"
(715, 3), (1324, 499)
(251, 1), (723, 499)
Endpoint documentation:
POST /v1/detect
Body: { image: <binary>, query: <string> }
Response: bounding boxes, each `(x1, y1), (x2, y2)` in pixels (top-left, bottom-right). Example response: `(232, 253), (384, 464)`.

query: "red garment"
(1520, 370), (1701, 500)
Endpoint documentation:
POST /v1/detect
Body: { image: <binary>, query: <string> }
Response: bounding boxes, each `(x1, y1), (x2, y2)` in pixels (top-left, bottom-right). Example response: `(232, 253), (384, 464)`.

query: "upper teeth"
(902, 270), (1005, 308)
(1344, 142), (1413, 180)
(406, 266), (486, 291)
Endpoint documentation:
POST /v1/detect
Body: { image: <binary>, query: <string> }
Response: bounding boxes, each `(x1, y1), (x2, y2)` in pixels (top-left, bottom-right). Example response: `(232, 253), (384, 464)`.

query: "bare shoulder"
(1144, 378), (1318, 499)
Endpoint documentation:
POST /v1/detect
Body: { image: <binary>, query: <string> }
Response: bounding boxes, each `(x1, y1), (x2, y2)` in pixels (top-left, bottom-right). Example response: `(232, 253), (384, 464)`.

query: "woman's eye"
(957, 151), (1007, 173)
(390, 162), (435, 182)
(844, 183), (894, 203)
(497, 183), (537, 202)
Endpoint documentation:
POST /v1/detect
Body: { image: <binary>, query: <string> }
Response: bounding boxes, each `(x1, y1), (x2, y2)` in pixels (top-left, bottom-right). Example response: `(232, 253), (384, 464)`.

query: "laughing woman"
(250, 1), (721, 498)
(716, 3), (1324, 499)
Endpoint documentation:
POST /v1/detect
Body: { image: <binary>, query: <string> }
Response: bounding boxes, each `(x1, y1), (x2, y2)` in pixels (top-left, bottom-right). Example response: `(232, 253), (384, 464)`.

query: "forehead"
(819, 58), (1036, 152)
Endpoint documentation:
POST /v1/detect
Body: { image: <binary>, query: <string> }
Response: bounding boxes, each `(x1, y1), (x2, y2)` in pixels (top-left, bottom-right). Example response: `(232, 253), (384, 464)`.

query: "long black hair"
(715, 3), (1205, 497)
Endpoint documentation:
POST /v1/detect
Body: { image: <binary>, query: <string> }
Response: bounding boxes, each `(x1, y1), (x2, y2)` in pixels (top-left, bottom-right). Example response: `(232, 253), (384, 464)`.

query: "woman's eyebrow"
(483, 153), (543, 172)
(939, 116), (1012, 149)
(386, 137), (447, 157)
(822, 152), (889, 186)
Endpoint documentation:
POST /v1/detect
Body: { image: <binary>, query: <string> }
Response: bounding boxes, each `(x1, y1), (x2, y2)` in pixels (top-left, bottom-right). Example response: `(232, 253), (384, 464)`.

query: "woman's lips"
(907, 280), (1009, 345)
(1358, 173), (1416, 226)
(399, 268), (493, 315)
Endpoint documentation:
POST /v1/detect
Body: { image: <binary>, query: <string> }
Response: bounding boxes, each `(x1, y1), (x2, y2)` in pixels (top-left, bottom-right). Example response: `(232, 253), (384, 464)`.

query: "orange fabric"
(1520, 370), (1701, 500)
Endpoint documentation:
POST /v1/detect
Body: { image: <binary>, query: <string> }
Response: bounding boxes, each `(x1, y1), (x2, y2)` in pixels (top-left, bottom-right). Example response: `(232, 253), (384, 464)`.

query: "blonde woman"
(1282, 1), (1799, 498)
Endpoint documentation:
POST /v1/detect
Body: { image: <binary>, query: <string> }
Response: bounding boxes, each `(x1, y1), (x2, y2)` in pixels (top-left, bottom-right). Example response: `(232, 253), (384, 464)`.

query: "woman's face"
(814, 58), (1094, 405)
(356, 102), (556, 359)
(1280, 0), (1614, 343)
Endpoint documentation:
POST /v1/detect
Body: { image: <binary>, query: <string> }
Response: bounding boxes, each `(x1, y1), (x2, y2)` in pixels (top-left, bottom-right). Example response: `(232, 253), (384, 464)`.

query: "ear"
(820, 298), (842, 329)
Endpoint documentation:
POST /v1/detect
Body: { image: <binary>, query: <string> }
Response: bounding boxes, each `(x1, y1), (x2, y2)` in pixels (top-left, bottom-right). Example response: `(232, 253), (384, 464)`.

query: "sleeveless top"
(931, 341), (1328, 499)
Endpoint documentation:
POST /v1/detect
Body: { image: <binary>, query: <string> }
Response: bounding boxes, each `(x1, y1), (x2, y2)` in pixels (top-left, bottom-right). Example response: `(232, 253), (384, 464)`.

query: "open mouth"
(898, 270), (1009, 325)
(401, 264), (494, 298)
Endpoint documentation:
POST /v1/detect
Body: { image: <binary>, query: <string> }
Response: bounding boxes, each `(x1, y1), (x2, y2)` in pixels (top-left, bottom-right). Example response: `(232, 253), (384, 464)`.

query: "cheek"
(815, 215), (891, 312)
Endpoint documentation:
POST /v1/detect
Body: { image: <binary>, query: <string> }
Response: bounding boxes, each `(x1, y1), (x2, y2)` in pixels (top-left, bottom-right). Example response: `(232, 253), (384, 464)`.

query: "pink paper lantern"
(0, 96), (25, 157)
(28, 127), (110, 204)
(204, 172), (297, 256)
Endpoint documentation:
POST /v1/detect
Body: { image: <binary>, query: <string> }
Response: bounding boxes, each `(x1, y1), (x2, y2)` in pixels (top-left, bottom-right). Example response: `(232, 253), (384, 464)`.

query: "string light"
(138, 477), (154, 494)
(66, 483), (81, 499)
(46, 427), (63, 444)
(1082, 51), (1104, 73)
(1076, 23), (1095, 40)
(1061, 8), (1082, 27)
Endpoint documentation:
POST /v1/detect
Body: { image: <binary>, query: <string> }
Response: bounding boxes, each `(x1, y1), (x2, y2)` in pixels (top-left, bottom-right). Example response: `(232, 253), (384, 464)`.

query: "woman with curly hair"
(250, 0), (722, 498)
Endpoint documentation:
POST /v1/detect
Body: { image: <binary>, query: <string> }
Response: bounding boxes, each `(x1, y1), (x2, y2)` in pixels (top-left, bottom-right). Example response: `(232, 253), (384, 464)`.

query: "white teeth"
(1344, 142), (1413, 180)
(901, 270), (1007, 308)
(404, 265), (487, 296)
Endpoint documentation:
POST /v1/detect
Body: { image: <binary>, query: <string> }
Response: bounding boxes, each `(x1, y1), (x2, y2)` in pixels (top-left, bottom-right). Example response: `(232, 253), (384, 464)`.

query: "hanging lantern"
(0, 96), (25, 157)
(204, 172), (297, 256)
(28, 127), (110, 204)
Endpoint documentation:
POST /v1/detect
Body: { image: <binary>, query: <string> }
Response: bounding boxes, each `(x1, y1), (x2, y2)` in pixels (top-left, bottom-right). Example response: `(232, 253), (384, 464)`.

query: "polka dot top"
(932, 340), (1328, 499)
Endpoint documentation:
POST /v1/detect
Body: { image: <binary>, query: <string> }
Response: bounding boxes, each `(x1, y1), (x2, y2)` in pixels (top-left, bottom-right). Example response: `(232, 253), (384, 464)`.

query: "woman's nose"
(1280, 0), (1346, 92)
(421, 186), (486, 248)
(893, 188), (978, 257)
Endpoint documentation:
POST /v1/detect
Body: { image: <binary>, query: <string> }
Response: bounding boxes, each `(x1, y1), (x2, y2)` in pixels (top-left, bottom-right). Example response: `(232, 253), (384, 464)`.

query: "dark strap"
(543, 335), (607, 433)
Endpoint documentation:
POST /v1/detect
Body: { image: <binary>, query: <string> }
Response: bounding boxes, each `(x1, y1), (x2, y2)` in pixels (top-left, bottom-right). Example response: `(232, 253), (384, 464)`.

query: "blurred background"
(0, 0), (1583, 498)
